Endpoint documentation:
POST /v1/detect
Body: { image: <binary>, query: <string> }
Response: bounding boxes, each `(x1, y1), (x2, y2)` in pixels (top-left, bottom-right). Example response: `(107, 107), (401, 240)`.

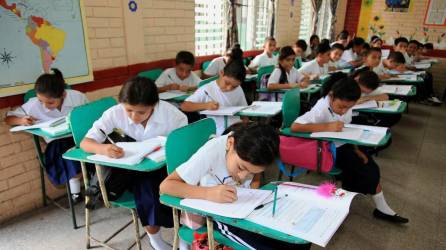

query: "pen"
(19, 106), (28, 116)
(272, 186), (278, 217)
(99, 128), (116, 145)
(204, 90), (216, 102)
(270, 181), (317, 190)
(145, 145), (162, 157)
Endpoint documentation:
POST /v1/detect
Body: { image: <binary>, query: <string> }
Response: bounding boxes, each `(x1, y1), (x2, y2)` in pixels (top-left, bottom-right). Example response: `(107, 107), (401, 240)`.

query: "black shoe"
(373, 209), (409, 224)
(71, 193), (82, 204)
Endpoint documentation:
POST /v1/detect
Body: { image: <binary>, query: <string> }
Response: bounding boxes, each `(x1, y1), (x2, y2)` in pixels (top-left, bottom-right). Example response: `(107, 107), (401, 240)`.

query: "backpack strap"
(277, 159), (307, 177)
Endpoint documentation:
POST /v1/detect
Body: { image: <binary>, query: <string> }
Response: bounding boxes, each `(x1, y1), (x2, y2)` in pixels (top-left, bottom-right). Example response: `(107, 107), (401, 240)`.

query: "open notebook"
(311, 124), (388, 145)
(353, 100), (402, 112)
(378, 85), (412, 95)
(246, 183), (357, 247)
(180, 188), (273, 219)
(87, 136), (166, 165)
(386, 74), (418, 81)
(200, 106), (246, 116)
(10, 117), (67, 134)
(238, 101), (282, 116)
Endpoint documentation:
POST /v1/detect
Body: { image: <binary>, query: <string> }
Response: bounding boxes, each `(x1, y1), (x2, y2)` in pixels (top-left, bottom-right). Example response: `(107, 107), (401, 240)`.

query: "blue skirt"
(44, 137), (81, 186)
(131, 168), (173, 227)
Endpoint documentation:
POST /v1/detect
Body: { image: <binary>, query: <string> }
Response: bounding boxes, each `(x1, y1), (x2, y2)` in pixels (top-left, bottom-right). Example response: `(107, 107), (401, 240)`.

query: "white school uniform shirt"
(298, 59), (329, 76)
(294, 96), (352, 147)
(186, 80), (247, 135)
(267, 67), (305, 85)
(373, 61), (389, 76)
(204, 57), (226, 76)
(155, 68), (201, 88)
(85, 101), (187, 143)
(403, 52), (413, 65)
(176, 134), (252, 188)
(341, 48), (358, 62)
(7, 89), (88, 121)
(248, 52), (278, 69)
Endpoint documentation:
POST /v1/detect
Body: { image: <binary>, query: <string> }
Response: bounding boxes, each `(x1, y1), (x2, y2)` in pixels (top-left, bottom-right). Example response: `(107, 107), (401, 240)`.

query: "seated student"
(292, 39), (308, 68)
(267, 46), (310, 99)
(298, 42), (330, 78)
(181, 59), (247, 135)
(327, 43), (346, 71)
(80, 77), (187, 250)
(155, 51), (201, 93)
(360, 47), (392, 80)
(306, 34), (320, 60)
(5, 69), (88, 202)
(202, 44), (243, 79)
(341, 37), (366, 67)
(370, 36), (384, 48)
(394, 37), (414, 66)
(331, 30), (350, 48)
(291, 76), (409, 224)
(248, 36), (278, 72)
(422, 42), (434, 54)
(373, 51), (406, 77)
(160, 122), (311, 250)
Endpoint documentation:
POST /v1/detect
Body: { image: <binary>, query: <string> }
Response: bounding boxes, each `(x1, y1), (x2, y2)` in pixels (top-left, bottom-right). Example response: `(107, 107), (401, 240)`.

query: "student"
(181, 59), (247, 135)
(80, 77), (187, 250)
(307, 34), (320, 60)
(291, 76), (409, 224)
(373, 51), (406, 77)
(332, 30), (350, 48)
(423, 42), (434, 54)
(341, 37), (366, 67)
(155, 51), (201, 93)
(248, 36), (278, 72)
(298, 43), (330, 78)
(360, 47), (392, 80)
(5, 69), (88, 202)
(370, 36), (383, 48)
(328, 43), (346, 71)
(393, 37), (413, 65)
(160, 122), (311, 250)
(292, 39), (308, 69)
(202, 44), (243, 79)
(267, 46), (309, 99)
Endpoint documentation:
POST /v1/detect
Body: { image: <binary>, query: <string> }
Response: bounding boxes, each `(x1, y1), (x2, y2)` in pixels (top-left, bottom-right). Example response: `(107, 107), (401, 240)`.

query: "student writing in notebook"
(248, 36), (278, 72)
(5, 69), (88, 202)
(298, 42), (331, 79)
(160, 122), (311, 250)
(291, 75), (409, 224)
(181, 59), (248, 135)
(80, 77), (187, 250)
(202, 44), (244, 79)
(155, 51), (201, 93)
(267, 46), (309, 100)
(292, 39), (308, 69)
(373, 51), (406, 77)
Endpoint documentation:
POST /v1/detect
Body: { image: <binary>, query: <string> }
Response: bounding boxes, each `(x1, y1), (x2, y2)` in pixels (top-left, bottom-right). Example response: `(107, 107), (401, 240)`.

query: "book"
(344, 124), (388, 145)
(87, 136), (166, 166)
(246, 183), (358, 247)
(352, 100), (378, 110)
(180, 188), (273, 219)
(159, 91), (187, 100)
(200, 106), (246, 116)
(378, 85), (412, 95)
(238, 101), (282, 116)
(10, 117), (68, 133)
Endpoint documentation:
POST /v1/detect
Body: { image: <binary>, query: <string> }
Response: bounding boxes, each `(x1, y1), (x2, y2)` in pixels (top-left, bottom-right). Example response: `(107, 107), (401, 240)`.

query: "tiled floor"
(1, 103), (445, 250)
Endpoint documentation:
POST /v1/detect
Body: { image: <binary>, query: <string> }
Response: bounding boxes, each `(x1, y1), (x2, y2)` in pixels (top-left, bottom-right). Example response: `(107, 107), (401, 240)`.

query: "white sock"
(179, 238), (189, 250)
(372, 192), (396, 215)
(147, 231), (171, 250)
(69, 178), (81, 194)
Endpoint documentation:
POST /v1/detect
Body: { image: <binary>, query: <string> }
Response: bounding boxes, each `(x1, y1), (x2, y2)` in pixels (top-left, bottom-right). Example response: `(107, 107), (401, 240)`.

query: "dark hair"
(363, 43), (370, 50)
(118, 76), (159, 106)
(175, 51), (195, 66)
(310, 34), (320, 43)
(315, 42), (331, 55)
(295, 39), (308, 51)
(346, 37), (365, 50)
(364, 47), (381, 57)
(337, 30), (349, 40)
(320, 39), (330, 46)
(388, 51), (406, 64)
(322, 72), (348, 96)
(226, 45), (243, 64)
(34, 68), (66, 98)
(424, 43), (434, 50)
(230, 122), (279, 166)
(330, 77), (361, 101)
(331, 43), (345, 51)
(408, 40), (420, 47)
(264, 36), (276, 44)
(277, 46), (296, 83)
(370, 35), (380, 43)
(356, 70), (379, 90)
(223, 59), (246, 83)
(394, 37), (409, 46)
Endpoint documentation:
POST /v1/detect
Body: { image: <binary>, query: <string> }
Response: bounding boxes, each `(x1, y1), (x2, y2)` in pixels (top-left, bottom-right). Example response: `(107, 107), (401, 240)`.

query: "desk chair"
(201, 60), (212, 72)
(198, 75), (218, 88)
(138, 68), (163, 81)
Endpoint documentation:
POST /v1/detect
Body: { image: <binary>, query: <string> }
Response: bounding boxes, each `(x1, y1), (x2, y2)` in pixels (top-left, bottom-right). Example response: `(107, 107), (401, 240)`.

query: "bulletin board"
(424, 0), (446, 26)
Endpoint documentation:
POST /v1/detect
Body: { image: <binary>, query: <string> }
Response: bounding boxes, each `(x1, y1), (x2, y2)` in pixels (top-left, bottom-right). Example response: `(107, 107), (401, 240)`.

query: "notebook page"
(352, 100), (378, 110)
(311, 127), (363, 141)
(10, 117), (67, 132)
(200, 106), (246, 116)
(240, 101), (282, 115)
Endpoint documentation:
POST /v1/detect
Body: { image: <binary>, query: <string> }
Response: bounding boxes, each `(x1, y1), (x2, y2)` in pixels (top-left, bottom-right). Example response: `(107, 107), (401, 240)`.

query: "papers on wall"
(378, 85), (412, 95)
(10, 117), (67, 133)
(238, 101), (282, 116)
(180, 188), (273, 219)
(200, 106), (246, 116)
(87, 136), (166, 165)
(246, 183), (358, 247)
(159, 91), (187, 100)
(311, 127), (363, 141)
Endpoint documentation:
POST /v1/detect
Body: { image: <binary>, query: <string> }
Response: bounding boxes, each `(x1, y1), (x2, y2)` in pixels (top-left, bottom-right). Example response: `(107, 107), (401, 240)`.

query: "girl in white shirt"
(292, 76), (408, 224)
(81, 77), (187, 250)
(181, 59), (248, 135)
(161, 123), (311, 250)
(5, 69), (88, 202)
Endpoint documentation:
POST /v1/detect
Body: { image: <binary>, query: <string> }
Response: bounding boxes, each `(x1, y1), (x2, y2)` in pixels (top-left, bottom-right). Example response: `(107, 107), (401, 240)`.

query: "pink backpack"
(279, 136), (336, 174)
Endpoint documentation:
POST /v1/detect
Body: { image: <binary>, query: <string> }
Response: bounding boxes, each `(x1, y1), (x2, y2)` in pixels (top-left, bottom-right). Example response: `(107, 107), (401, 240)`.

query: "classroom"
(0, 0), (445, 249)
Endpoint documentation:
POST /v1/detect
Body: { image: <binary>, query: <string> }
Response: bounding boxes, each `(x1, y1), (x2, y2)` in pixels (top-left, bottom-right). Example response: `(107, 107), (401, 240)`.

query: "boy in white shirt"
(202, 44), (243, 79)
(327, 43), (347, 71)
(248, 36), (278, 72)
(341, 37), (366, 67)
(298, 43), (331, 78)
(292, 39), (308, 69)
(155, 51), (201, 93)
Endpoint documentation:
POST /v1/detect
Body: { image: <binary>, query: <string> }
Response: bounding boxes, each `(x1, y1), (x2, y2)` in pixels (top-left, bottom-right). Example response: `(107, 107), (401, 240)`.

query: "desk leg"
(81, 162), (91, 248)
(172, 208), (180, 250)
(206, 217), (215, 249)
(32, 135), (47, 206)
(65, 180), (78, 229)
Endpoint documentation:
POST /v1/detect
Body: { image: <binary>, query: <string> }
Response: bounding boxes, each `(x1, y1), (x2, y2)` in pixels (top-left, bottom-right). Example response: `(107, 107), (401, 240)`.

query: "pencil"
(99, 128), (116, 145)
(272, 186), (278, 217)
(204, 90), (216, 102)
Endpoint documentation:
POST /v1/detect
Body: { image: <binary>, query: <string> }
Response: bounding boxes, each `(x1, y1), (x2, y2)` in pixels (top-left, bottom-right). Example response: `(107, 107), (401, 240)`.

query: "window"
(237, 0), (271, 51)
(299, 0), (333, 41)
(195, 0), (226, 56)
(316, 0), (332, 39)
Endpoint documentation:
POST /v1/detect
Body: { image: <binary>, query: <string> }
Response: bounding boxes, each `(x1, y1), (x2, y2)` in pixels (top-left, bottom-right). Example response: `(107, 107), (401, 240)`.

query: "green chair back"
(24, 85), (72, 102)
(138, 68), (163, 81)
(201, 61), (212, 71)
(256, 65), (275, 88)
(294, 58), (303, 69)
(198, 75), (218, 88)
(68, 97), (117, 147)
(273, 50), (280, 56)
(282, 88), (301, 128)
(165, 118), (216, 174)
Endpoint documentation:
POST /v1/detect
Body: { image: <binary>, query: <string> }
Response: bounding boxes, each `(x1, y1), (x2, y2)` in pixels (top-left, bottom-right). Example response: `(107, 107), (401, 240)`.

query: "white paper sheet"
(353, 100), (401, 112)
(311, 127), (363, 140)
(200, 106), (246, 116)
(378, 85), (412, 95)
(10, 117), (67, 132)
(246, 183), (357, 247)
(418, 59), (438, 64)
(180, 188), (273, 219)
(159, 91), (187, 100)
(414, 63), (431, 70)
(344, 124), (388, 145)
(40, 122), (70, 136)
(352, 100), (378, 110)
(239, 101), (282, 116)
(146, 147), (165, 162)
(386, 74), (417, 81)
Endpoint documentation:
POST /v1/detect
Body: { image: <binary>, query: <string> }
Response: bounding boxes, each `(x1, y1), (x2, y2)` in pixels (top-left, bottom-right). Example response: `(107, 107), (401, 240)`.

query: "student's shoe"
(373, 209), (409, 224)
(71, 193), (82, 204)
(428, 96), (443, 105)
